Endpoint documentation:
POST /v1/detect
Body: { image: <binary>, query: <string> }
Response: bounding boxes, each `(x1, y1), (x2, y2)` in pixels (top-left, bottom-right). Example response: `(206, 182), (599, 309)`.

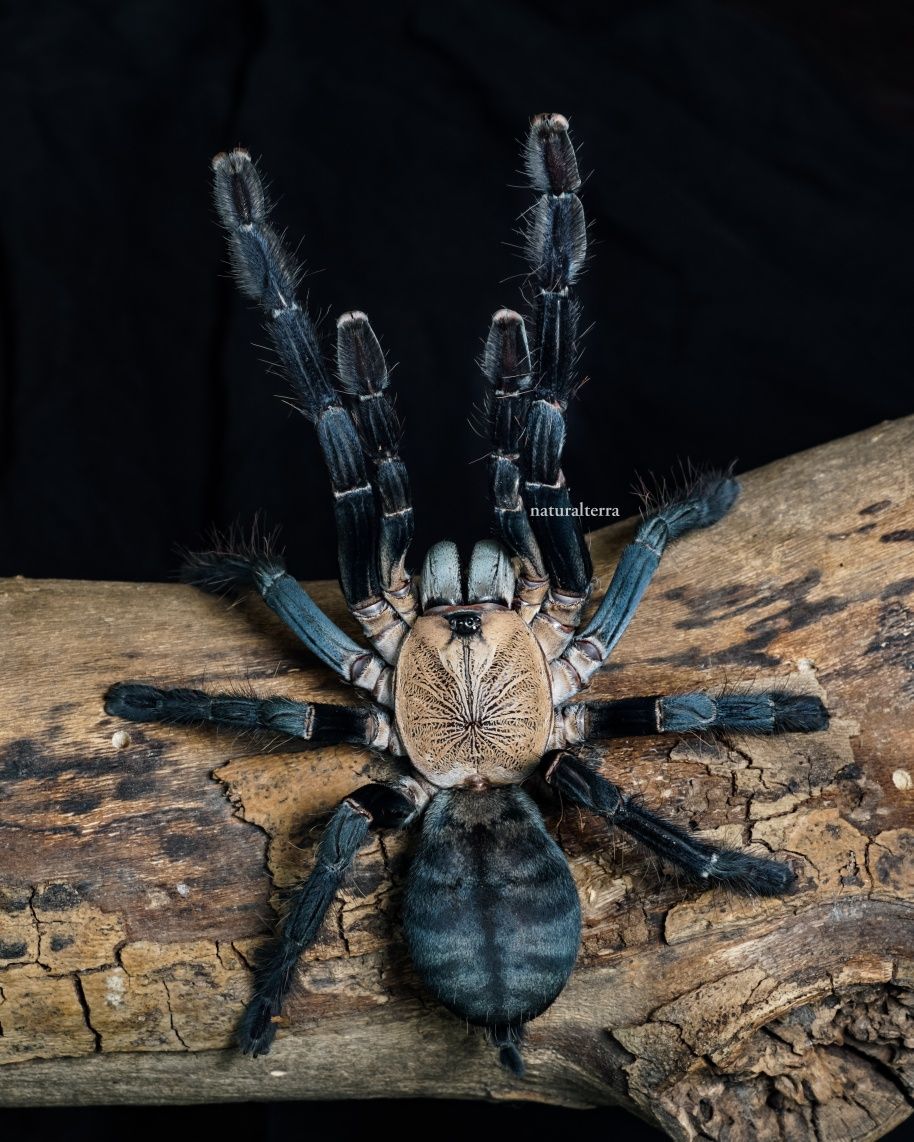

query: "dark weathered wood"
(1, 417), (913, 1140)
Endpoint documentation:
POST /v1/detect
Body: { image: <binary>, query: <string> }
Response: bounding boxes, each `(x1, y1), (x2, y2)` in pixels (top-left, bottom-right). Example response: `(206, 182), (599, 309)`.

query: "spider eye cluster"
(448, 611), (482, 637)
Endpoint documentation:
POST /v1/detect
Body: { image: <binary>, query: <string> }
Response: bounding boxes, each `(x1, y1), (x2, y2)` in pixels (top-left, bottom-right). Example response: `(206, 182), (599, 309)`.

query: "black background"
(2, 1), (913, 1138)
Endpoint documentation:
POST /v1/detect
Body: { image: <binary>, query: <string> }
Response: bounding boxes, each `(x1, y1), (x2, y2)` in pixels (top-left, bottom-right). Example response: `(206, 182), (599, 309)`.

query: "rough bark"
(1, 417), (913, 1140)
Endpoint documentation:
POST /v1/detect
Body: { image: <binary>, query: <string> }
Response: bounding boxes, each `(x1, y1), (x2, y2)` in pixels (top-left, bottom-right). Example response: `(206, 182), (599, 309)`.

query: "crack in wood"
(72, 975), (100, 1053)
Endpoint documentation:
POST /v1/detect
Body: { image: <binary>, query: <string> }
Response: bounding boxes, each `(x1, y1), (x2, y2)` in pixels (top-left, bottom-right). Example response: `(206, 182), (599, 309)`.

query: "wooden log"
(1, 416), (913, 1140)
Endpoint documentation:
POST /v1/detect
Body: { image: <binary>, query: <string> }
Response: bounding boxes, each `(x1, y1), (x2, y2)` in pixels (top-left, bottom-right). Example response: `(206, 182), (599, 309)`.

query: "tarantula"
(105, 114), (828, 1075)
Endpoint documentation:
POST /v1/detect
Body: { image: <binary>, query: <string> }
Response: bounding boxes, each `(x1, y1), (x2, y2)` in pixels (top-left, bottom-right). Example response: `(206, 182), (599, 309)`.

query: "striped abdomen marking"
(403, 787), (581, 1032)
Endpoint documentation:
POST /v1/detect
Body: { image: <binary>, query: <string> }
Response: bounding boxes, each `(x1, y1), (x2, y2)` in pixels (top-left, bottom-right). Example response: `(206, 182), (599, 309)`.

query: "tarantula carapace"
(105, 114), (828, 1075)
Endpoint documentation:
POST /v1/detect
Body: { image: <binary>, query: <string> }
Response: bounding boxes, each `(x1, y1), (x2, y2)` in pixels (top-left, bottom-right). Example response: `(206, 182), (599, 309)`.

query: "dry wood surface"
(1, 416), (913, 1140)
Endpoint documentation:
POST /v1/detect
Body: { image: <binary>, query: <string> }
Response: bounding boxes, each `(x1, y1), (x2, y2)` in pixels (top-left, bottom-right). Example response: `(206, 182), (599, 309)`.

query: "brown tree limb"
(1, 417), (913, 1140)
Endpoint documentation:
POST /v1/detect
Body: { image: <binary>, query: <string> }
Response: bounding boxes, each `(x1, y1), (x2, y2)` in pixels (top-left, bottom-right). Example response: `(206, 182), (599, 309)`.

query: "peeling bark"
(1, 417), (913, 1139)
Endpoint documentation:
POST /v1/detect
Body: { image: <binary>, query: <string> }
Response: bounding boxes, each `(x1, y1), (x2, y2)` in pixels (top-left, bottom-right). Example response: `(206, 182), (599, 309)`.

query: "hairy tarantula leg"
(211, 150), (409, 663)
(336, 311), (418, 626)
(181, 545), (394, 706)
(104, 683), (401, 753)
(520, 114), (594, 657)
(481, 309), (549, 621)
(545, 751), (795, 895)
(238, 781), (422, 1057)
(554, 691), (829, 745)
(550, 473), (740, 703)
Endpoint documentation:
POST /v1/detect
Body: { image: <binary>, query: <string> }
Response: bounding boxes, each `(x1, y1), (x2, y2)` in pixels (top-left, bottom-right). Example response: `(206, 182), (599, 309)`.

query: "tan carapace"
(394, 605), (554, 787)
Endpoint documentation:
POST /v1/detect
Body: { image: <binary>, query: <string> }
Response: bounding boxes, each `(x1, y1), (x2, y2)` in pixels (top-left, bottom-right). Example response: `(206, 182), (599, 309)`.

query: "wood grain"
(1, 416), (912, 1140)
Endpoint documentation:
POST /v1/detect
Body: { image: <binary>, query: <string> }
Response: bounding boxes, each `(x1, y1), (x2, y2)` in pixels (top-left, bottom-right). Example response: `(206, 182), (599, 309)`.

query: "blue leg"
(181, 542), (393, 705)
(565, 691), (828, 738)
(239, 783), (418, 1056)
(336, 311), (417, 626)
(481, 309), (548, 620)
(211, 151), (410, 661)
(520, 115), (592, 600)
(546, 751), (795, 896)
(552, 473), (739, 701)
(104, 683), (395, 749)
(480, 118), (595, 637)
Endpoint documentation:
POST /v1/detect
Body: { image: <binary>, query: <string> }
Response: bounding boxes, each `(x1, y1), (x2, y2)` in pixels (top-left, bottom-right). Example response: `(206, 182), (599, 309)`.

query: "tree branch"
(1, 417), (913, 1140)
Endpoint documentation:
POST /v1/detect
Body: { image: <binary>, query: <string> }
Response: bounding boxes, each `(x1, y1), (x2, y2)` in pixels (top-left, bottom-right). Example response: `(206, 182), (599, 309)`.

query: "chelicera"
(105, 114), (828, 1074)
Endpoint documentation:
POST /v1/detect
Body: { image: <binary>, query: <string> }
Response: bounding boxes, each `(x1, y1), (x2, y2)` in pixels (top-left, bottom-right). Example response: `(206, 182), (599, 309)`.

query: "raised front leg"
(481, 309), (548, 621)
(479, 115), (593, 644)
(336, 311), (418, 627)
(520, 115), (592, 605)
(545, 751), (795, 895)
(211, 150), (411, 662)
